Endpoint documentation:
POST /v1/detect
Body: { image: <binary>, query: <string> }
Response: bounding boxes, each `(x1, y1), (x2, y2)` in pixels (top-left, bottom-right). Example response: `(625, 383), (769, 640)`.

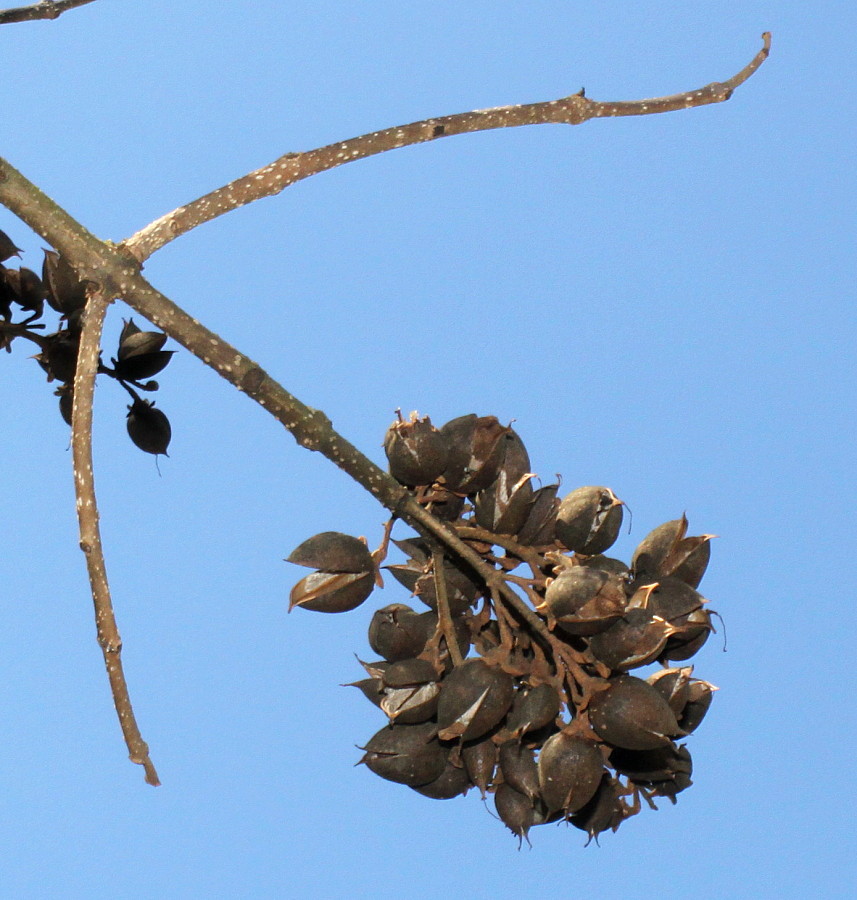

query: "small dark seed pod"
(588, 675), (683, 750)
(410, 760), (472, 799)
(359, 722), (446, 788)
(288, 570), (373, 613)
(497, 683), (561, 741)
(0, 229), (22, 263)
(588, 608), (674, 672)
(368, 604), (429, 661)
(679, 679), (717, 733)
(494, 783), (535, 845)
(540, 567), (626, 637)
(436, 658), (515, 742)
(383, 412), (450, 487)
(498, 742), (541, 802)
(555, 486), (624, 555)
(569, 774), (625, 844)
(646, 667), (694, 716)
(516, 483), (560, 546)
(537, 730), (604, 815)
(461, 738), (497, 799)
(287, 531), (374, 574)
(42, 249), (87, 315)
(126, 398), (171, 456)
(439, 414), (511, 494)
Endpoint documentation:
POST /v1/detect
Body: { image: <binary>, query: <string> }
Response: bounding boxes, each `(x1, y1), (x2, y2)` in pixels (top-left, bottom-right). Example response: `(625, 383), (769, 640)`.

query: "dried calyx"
(285, 410), (721, 844)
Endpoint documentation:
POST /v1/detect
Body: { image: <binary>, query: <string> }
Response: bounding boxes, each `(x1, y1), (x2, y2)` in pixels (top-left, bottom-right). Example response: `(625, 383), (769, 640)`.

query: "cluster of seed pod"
(0, 229), (173, 455)
(287, 412), (718, 844)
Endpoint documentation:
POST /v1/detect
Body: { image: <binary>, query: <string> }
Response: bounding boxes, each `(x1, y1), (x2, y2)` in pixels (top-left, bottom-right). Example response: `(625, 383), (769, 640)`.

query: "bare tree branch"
(124, 33), (771, 262)
(72, 287), (160, 786)
(0, 0), (96, 24)
(0, 35), (770, 777)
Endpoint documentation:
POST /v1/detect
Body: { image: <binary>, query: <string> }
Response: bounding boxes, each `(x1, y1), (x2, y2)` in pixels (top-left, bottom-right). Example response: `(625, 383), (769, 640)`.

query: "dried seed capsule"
(588, 675), (684, 750)
(588, 608), (675, 672)
(636, 576), (705, 626)
(359, 721), (447, 787)
(35, 330), (80, 383)
(4, 267), (45, 320)
(436, 658), (515, 742)
(660, 608), (713, 661)
(288, 570), (374, 613)
(539, 567), (626, 636)
(569, 773), (625, 844)
(55, 385), (74, 426)
(0, 229), (22, 262)
(517, 483), (560, 547)
(439, 414), (511, 494)
(577, 555), (630, 578)
(679, 679), (717, 733)
(498, 741), (541, 802)
(474, 429), (534, 534)
(646, 667), (694, 716)
(610, 744), (693, 803)
(632, 515), (714, 588)
(537, 730), (605, 815)
(42, 249), (87, 315)
(383, 412), (450, 486)
(461, 738), (497, 798)
(287, 531), (374, 574)
(368, 604), (429, 661)
(497, 683), (561, 741)
(381, 682), (441, 724)
(381, 658), (438, 689)
(555, 486), (624, 555)
(410, 760), (472, 799)
(126, 398), (171, 455)
(494, 783), (536, 845)
(117, 319), (168, 359)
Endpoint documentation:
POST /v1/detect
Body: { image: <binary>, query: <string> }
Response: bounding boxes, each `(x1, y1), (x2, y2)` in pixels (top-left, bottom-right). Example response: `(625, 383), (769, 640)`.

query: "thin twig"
(431, 548), (464, 667)
(123, 33), (771, 262)
(0, 0), (96, 24)
(72, 286), (160, 786)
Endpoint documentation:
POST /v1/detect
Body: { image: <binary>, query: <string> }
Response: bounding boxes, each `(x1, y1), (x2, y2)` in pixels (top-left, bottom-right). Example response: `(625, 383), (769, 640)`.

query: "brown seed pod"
(0, 229), (22, 263)
(679, 679), (717, 733)
(660, 608), (713, 662)
(474, 429), (534, 534)
(577, 555), (630, 578)
(588, 675), (684, 750)
(588, 608), (675, 672)
(631, 515), (714, 588)
(368, 604), (430, 662)
(494, 783), (536, 845)
(436, 659), (515, 742)
(517, 483), (560, 546)
(381, 682), (441, 724)
(540, 566), (627, 637)
(555, 486), (624, 555)
(35, 330), (80, 383)
(537, 730), (605, 815)
(569, 773), (625, 844)
(126, 398), (171, 456)
(4, 267), (45, 319)
(288, 570), (374, 613)
(287, 531), (374, 574)
(496, 683), (561, 741)
(461, 738), (498, 798)
(610, 743), (693, 803)
(646, 667), (694, 716)
(383, 412), (450, 487)
(358, 722), (447, 788)
(439, 414), (511, 494)
(498, 741), (541, 802)
(42, 249), (87, 315)
(410, 760), (472, 799)
(381, 657), (438, 689)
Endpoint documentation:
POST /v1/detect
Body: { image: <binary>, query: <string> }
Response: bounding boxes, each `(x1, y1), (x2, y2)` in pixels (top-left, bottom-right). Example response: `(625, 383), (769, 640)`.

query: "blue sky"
(0, 2), (854, 898)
